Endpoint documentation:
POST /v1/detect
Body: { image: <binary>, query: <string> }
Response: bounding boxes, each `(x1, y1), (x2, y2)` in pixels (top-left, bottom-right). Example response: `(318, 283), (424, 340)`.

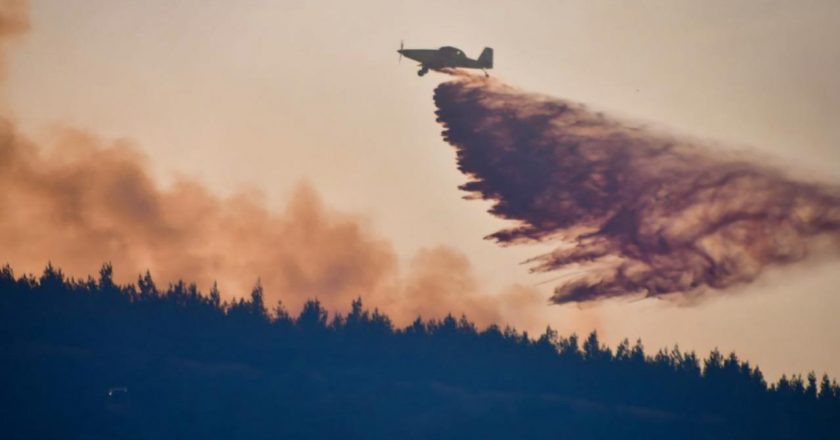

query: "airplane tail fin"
(478, 47), (493, 69)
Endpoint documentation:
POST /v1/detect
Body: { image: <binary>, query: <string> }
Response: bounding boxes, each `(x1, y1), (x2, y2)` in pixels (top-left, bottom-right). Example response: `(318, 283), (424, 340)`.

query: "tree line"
(1, 263), (838, 439)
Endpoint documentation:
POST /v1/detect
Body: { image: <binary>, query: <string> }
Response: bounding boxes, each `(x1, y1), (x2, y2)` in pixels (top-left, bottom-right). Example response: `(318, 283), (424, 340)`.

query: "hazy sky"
(4, 0), (840, 379)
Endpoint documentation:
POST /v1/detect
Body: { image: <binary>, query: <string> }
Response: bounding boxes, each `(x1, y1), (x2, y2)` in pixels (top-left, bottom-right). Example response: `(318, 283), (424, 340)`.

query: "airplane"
(397, 42), (493, 77)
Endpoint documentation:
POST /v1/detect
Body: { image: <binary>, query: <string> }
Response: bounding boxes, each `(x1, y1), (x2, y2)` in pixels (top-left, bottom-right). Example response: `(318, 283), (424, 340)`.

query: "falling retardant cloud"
(0, 1), (546, 329)
(433, 73), (840, 305)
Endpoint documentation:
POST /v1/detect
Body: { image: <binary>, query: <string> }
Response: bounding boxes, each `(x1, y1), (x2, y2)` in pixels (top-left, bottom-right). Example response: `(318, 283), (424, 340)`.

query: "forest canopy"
(1, 263), (838, 439)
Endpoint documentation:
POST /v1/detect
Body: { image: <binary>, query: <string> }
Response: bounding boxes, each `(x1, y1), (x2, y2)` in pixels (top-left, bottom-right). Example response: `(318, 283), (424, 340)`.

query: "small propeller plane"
(397, 42), (493, 77)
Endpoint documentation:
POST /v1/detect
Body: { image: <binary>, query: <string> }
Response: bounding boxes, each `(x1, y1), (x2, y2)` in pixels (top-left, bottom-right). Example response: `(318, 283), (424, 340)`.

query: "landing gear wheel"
(417, 67), (429, 77)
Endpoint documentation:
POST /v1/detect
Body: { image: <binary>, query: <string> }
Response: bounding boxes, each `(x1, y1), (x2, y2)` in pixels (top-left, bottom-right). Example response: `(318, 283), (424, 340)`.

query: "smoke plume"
(0, 2), (545, 328)
(0, 0), (27, 40)
(434, 74), (840, 304)
(0, 121), (549, 327)
(0, 0), (27, 75)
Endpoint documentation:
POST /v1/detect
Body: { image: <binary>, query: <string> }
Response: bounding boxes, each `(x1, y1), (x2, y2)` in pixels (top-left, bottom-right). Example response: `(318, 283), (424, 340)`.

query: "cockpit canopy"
(438, 46), (464, 57)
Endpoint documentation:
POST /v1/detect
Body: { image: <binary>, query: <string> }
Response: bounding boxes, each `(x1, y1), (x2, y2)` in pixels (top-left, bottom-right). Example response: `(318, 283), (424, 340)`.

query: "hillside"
(1, 264), (838, 439)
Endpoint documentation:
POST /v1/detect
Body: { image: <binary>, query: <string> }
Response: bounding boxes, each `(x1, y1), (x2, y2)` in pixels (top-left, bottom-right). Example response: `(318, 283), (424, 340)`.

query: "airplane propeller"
(398, 40), (404, 64)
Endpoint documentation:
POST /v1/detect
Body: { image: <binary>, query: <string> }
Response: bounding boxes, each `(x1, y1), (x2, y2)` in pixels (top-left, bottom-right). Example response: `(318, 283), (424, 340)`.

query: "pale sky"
(5, 0), (840, 380)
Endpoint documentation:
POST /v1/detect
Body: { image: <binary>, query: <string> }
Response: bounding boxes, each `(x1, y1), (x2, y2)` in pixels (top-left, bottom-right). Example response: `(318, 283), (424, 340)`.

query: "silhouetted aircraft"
(398, 41), (493, 77)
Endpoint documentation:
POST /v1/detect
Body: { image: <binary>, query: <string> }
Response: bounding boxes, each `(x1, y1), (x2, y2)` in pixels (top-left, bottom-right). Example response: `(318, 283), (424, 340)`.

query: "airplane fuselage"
(398, 46), (493, 76)
(399, 49), (482, 69)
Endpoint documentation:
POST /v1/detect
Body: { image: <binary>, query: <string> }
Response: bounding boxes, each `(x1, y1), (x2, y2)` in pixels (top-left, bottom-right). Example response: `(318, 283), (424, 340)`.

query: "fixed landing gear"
(417, 67), (429, 76)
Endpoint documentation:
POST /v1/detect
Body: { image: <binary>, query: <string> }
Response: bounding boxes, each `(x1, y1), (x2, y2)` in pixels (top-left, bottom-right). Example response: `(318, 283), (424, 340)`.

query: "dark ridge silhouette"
(433, 74), (840, 304)
(1, 263), (838, 439)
